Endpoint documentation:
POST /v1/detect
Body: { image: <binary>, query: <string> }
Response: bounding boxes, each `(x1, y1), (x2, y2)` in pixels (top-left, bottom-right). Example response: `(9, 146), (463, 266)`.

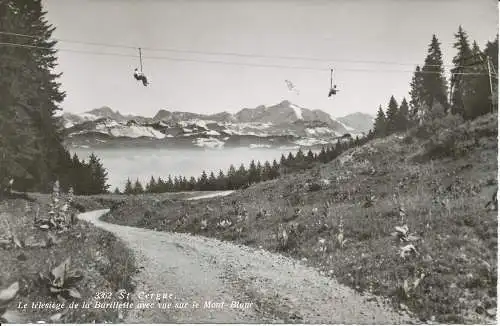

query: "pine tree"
(146, 176), (156, 193)
(306, 149), (315, 162)
(421, 35), (449, 115)
(318, 146), (327, 163)
(173, 176), (180, 192)
(198, 171), (209, 190)
(255, 161), (263, 183)
(208, 172), (217, 190)
(17, 1), (70, 191)
(397, 98), (410, 131)
(133, 179), (144, 194)
(280, 154), (287, 166)
(226, 164), (237, 190)
(295, 149), (305, 162)
(248, 160), (259, 184)
(235, 164), (248, 188)
(332, 140), (343, 159)
(156, 177), (165, 192)
(450, 26), (474, 117)
(373, 106), (387, 137)
(385, 96), (399, 135)
(216, 170), (227, 190)
(181, 176), (188, 191)
(87, 153), (109, 194)
(271, 159), (280, 179)
(188, 176), (197, 190)
(0, 0), (70, 192)
(113, 187), (121, 195)
(166, 175), (174, 192)
(124, 178), (133, 194)
(463, 40), (492, 118)
(261, 161), (272, 181)
(409, 65), (425, 123)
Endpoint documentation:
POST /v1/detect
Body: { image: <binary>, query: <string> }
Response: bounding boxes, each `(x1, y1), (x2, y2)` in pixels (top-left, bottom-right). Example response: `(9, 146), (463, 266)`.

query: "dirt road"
(79, 208), (415, 324)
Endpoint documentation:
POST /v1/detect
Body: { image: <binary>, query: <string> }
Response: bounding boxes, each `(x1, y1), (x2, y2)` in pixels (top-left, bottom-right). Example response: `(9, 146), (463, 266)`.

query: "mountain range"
(62, 100), (374, 150)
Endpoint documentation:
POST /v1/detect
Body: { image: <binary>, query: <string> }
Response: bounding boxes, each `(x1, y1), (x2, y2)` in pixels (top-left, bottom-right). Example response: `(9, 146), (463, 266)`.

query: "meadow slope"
(102, 113), (498, 323)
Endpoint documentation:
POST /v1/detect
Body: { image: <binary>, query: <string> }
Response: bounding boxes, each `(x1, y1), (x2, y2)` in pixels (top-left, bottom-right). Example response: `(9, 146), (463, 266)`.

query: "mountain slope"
(63, 101), (372, 149)
(336, 112), (374, 133)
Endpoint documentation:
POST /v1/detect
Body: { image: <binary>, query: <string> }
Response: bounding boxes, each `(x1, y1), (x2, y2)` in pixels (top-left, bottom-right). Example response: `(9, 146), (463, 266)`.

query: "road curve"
(79, 208), (415, 324)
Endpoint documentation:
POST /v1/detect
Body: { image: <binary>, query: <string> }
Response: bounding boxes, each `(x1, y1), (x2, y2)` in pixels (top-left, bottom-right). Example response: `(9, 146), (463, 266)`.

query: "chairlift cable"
(0, 41), (492, 76)
(0, 30), (489, 70)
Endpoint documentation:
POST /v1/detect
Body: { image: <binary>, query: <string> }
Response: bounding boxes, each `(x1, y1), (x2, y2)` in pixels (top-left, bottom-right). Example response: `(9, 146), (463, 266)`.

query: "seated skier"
(328, 85), (338, 97)
(133, 68), (149, 86)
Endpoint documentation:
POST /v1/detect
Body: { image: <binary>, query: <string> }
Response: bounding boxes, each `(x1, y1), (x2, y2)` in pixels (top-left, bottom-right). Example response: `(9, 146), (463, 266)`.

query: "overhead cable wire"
(0, 30), (488, 70)
(0, 41), (492, 76)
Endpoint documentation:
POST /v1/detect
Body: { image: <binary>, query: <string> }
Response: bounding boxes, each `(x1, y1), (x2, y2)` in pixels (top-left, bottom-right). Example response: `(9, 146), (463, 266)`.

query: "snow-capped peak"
(289, 103), (303, 120)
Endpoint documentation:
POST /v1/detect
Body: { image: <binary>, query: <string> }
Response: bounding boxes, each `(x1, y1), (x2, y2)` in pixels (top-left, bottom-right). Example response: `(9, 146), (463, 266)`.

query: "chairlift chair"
(133, 47), (149, 86)
(328, 68), (339, 97)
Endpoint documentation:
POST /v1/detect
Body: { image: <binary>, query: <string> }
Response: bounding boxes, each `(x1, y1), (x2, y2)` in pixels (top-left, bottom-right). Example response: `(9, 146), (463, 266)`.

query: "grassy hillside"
(102, 113), (498, 323)
(0, 195), (136, 323)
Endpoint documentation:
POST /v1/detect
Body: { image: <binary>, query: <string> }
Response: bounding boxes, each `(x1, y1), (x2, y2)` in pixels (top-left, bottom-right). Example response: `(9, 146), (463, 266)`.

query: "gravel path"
(79, 208), (415, 324)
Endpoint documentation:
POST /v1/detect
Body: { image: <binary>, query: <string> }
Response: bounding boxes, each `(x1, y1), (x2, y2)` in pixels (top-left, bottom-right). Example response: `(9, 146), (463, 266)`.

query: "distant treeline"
(119, 134), (372, 194)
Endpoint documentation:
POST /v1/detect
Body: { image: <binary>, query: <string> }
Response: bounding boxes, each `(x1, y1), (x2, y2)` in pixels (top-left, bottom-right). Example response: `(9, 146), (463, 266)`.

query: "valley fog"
(70, 146), (307, 190)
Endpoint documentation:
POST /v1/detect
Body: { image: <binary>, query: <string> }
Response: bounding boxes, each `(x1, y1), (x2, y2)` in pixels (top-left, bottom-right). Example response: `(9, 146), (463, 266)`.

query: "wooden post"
(487, 56), (494, 113)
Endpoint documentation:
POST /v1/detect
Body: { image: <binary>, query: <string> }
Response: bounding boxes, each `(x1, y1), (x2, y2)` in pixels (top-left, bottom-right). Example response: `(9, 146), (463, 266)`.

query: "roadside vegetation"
(0, 185), (136, 323)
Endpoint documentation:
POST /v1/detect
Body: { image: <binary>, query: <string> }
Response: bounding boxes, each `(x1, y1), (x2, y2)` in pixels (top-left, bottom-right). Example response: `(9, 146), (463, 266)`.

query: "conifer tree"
(181, 176), (188, 191)
(295, 149), (305, 162)
(373, 106), (387, 137)
(166, 175), (174, 192)
(397, 98), (410, 131)
(385, 96), (399, 135)
(450, 26), (474, 117)
(124, 178), (133, 194)
(216, 170), (227, 190)
(87, 153), (109, 194)
(188, 176), (197, 191)
(236, 164), (248, 188)
(255, 161), (263, 183)
(261, 161), (272, 181)
(271, 159), (280, 179)
(133, 179), (144, 194)
(464, 40), (491, 118)
(146, 176), (156, 193)
(198, 171), (209, 190)
(280, 154), (287, 166)
(173, 176), (180, 192)
(306, 149), (315, 162)
(421, 35), (449, 114)
(0, 0), (77, 192)
(208, 172), (217, 190)
(248, 160), (259, 184)
(156, 177), (165, 192)
(409, 65), (425, 123)
(318, 146), (327, 163)
(226, 164), (237, 190)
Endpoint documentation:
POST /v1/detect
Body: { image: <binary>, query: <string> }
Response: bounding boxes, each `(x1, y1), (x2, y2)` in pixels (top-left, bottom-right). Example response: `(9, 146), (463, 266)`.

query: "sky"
(40, 0), (498, 118)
